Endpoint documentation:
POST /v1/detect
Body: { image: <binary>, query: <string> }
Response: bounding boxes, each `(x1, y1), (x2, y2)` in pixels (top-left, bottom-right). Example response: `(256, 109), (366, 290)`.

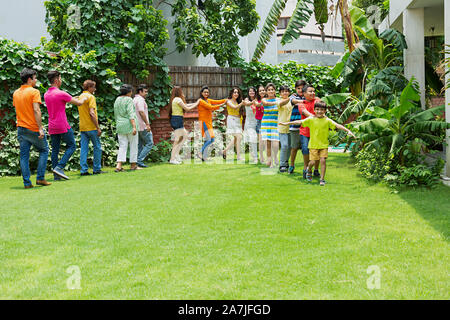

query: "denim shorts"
(300, 135), (310, 155)
(256, 119), (262, 134)
(170, 115), (184, 130)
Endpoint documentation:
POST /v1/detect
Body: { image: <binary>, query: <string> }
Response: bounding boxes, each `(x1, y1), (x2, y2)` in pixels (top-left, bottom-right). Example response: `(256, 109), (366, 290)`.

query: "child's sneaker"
(319, 179), (326, 186)
(288, 166), (294, 174)
(303, 169), (307, 179)
(306, 172), (313, 182)
(313, 169), (320, 178)
(279, 166), (287, 173)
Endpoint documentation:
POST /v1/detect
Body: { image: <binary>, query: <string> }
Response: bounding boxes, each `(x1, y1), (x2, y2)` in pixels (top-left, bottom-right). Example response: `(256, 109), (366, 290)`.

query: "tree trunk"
(338, 0), (362, 97)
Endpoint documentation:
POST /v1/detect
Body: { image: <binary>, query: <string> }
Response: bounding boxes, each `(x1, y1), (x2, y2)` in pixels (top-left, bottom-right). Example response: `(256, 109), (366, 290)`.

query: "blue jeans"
(50, 128), (76, 170)
(279, 133), (291, 168)
(137, 130), (154, 166)
(300, 135), (310, 155)
(201, 122), (214, 159)
(80, 130), (102, 173)
(17, 127), (49, 186)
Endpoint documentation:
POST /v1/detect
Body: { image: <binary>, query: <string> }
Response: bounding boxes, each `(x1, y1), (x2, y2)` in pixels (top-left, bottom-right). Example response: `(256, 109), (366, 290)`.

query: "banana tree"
(331, 6), (407, 97)
(252, 0), (354, 61)
(323, 65), (409, 124)
(352, 79), (450, 165)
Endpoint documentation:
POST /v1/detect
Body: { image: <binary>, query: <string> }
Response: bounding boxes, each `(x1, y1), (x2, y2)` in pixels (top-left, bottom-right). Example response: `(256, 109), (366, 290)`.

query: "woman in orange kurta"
(197, 86), (226, 161)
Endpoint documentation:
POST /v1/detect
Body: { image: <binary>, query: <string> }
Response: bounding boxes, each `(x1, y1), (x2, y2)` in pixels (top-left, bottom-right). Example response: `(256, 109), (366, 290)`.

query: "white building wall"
(1, 0), (342, 67)
(0, 0), (49, 47)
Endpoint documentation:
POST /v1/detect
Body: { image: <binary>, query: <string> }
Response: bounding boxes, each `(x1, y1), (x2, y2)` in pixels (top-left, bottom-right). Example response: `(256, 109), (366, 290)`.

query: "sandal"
(319, 179), (326, 186)
(114, 168), (124, 172)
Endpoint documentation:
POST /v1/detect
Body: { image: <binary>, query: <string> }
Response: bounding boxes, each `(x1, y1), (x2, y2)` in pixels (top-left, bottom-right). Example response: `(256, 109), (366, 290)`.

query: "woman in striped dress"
(260, 83), (279, 167)
(258, 83), (291, 168)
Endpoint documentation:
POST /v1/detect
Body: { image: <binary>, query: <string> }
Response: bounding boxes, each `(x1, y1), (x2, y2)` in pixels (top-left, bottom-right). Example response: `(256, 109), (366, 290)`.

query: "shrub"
(355, 146), (445, 188)
(355, 147), (394, 182)
(148, 139), (172, 163)
(241, 60), (343, 98)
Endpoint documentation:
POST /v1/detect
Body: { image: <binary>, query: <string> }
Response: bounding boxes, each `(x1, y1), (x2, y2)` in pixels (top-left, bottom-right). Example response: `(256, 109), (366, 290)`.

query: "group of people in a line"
(166, 80), (355, 185)
(12, 67), (354, 189)
(13, 68), (154, 188)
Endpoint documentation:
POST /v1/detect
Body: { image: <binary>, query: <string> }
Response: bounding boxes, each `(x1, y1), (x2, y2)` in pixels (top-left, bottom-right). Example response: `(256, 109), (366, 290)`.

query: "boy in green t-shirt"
(281, 101), (355, 186)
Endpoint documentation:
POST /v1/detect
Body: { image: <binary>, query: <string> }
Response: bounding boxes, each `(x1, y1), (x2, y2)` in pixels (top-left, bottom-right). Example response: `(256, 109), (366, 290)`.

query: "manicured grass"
(0, 153), (448, 299)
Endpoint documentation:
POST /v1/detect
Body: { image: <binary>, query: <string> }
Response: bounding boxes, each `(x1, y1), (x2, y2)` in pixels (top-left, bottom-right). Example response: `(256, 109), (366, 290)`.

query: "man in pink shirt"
(44, 70), (86, 180)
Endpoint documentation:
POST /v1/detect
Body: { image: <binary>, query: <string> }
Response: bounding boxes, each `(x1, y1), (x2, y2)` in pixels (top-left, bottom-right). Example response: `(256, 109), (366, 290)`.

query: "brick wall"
(430, 96), (445, 108)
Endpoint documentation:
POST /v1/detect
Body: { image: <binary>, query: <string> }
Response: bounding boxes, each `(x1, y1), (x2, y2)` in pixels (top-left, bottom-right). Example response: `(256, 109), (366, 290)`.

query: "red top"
(255, 99), (264, 120)
(299, 98), (320, 137)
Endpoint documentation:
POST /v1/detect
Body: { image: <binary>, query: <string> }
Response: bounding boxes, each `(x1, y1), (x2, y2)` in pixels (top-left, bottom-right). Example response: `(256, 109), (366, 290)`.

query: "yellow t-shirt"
(78, 91), (98, 132)
(172, 97), (184, 116)
(227, 100), (240, 117)
(277, 101), (293, 134)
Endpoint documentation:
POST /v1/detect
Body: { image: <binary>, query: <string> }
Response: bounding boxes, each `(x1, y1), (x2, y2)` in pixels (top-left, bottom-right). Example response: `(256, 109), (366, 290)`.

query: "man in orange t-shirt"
(13, 68), (51, 188)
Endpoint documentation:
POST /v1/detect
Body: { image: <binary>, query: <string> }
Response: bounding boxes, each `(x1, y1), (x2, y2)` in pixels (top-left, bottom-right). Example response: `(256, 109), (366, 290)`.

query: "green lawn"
(0, 153), (448, 299)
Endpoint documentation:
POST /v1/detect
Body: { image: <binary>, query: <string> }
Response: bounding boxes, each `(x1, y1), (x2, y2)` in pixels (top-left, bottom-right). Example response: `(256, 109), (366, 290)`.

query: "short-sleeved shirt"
(299, 98), (320, 137)
(302, 117), (336, 149)
(115, 96), (138, 134)
(78, 91), (98, 132)
(133, 95), (149, 131)
(289, 93), (305, 131)
(172, 97), (184, 116)
(277, 101), (293, 134)
(44, 87), (73, 135)
(13, 85), (42, 132)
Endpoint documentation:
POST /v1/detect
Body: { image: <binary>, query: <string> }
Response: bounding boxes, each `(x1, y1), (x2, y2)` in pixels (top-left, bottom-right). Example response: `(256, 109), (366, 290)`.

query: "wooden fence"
(121, 66), (244, 143)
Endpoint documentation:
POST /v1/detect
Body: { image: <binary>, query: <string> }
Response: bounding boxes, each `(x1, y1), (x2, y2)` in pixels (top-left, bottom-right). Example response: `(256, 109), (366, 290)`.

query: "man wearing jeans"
(44, 70), (86, 181)
(78, 80), (104, 175)
(13, 68), (51, 188)
(133, 84), (153, 168)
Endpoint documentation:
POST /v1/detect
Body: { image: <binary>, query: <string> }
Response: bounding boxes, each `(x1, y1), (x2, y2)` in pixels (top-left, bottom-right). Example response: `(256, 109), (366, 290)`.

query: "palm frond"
(280, 0), (314, 46)
(252, 0), (288, 61)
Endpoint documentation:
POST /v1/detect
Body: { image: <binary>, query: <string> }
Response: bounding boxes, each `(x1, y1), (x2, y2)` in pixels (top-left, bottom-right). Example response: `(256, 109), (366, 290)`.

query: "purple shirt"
(44, 87), (72, 135)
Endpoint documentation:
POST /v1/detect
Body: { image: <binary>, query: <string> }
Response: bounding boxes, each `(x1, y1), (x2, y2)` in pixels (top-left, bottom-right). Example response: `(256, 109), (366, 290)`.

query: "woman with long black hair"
(223, 87), (245, 161)
(197, 86), (227, 161)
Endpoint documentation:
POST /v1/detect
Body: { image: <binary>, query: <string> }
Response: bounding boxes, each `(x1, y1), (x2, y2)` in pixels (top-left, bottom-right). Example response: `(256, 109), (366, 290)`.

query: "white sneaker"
(169, 159), (182, 165)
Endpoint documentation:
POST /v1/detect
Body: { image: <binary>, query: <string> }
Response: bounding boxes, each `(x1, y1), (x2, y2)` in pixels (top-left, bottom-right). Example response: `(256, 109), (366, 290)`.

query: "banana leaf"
(280, 0), (314, 45)
(252, 0), (288, 61)
(322, 93), (352, 106)
(379, 29), (407, 51)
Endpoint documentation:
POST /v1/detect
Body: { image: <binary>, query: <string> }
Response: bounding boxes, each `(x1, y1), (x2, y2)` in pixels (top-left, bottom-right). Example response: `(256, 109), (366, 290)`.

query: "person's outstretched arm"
(69, 96), (87, 106)
(209, 98), (227, 105)
(330, 120), (356, 138)
(278, 98), (291, 107)
(185, 99), (201, 110)
(280, 119), (304, 126)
